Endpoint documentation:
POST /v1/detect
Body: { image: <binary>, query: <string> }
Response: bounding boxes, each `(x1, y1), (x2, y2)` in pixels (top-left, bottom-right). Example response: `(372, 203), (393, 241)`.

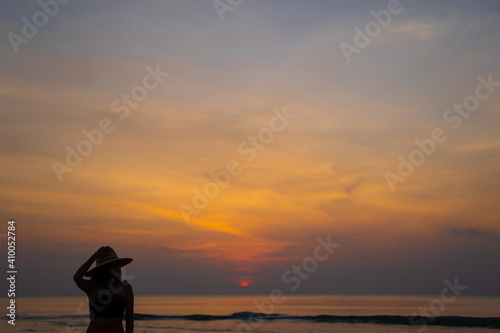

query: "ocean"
(3, 295), (500, 332)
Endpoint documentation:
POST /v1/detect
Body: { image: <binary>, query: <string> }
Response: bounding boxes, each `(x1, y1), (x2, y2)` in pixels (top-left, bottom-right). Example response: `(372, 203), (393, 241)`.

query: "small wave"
(135, 312), (500, 328)
(22, 312), (500, 328)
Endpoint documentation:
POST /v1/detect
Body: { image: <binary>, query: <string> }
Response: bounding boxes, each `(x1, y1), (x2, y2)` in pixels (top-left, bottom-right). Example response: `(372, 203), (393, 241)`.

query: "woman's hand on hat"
(94, 246), (111, 258)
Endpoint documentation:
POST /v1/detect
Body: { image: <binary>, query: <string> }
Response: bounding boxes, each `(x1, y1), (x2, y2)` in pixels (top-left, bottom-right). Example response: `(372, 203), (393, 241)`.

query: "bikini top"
(89, 293), (126, 319)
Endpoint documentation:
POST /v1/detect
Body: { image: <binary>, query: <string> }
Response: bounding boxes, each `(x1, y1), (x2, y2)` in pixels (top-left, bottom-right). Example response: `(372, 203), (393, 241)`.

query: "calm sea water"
(2, 295), (500, 332)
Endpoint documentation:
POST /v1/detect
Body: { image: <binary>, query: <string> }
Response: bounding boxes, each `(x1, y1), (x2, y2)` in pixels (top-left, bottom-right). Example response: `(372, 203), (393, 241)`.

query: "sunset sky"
(1, 0), (500, 297)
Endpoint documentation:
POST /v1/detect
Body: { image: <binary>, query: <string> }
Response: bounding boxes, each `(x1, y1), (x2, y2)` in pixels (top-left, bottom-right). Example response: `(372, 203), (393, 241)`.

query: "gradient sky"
(1, 0), (500, 297)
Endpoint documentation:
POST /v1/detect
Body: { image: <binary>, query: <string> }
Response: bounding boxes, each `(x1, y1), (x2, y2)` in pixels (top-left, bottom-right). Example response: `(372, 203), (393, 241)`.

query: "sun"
(241, 282), (248, 287)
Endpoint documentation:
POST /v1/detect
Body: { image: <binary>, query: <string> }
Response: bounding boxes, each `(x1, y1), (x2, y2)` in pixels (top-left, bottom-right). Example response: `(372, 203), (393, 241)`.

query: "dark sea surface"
(4, 295), (500, 332)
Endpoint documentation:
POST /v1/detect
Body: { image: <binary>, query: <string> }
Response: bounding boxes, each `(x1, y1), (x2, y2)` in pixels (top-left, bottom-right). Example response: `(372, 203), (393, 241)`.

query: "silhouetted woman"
(73, 246), (134, 333)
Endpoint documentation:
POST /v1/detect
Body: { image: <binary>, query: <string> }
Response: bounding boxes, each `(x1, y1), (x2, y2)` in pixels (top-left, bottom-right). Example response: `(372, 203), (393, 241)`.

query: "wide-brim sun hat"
(84, 247), (132, 277)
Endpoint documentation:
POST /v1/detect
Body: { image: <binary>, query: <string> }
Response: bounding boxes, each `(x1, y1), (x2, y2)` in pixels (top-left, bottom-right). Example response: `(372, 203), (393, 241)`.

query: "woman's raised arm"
(73, 246), (110, 293)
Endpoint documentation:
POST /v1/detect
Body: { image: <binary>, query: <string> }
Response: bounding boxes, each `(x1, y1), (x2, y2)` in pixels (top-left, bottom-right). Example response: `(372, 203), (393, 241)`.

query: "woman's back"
(89, 291), (127, 321)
